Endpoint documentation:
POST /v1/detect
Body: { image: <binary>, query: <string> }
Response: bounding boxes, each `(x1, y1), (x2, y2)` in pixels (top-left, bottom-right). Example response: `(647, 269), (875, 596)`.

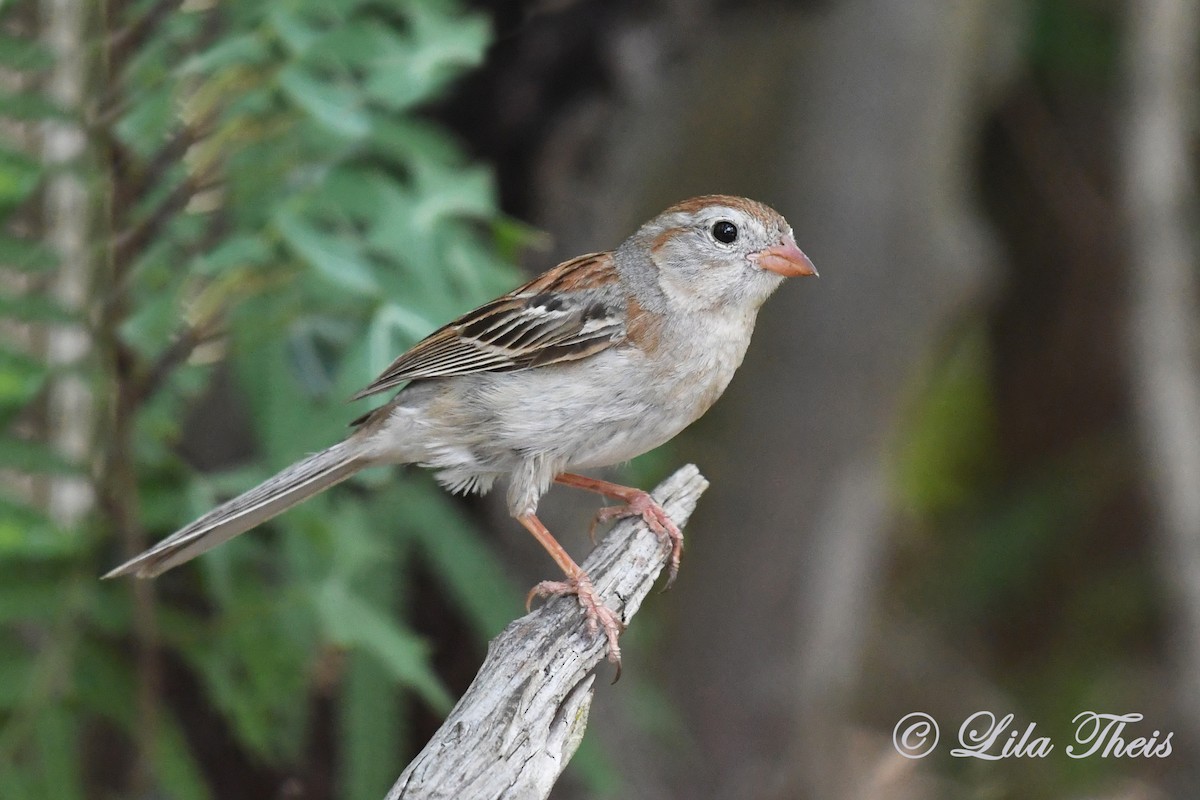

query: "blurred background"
(1, 0), (1197, 798)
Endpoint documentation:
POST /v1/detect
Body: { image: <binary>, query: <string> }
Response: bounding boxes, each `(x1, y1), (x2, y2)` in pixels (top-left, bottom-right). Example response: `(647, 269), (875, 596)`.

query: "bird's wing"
(350, 252), (627, 401)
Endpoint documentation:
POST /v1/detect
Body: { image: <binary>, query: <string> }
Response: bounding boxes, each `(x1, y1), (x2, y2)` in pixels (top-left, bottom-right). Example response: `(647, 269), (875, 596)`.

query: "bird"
(104, 194), (817, 667)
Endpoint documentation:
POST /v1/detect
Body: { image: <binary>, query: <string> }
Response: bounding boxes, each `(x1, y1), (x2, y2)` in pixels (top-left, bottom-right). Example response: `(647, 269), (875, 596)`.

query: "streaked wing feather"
(351, 252), (625, 400)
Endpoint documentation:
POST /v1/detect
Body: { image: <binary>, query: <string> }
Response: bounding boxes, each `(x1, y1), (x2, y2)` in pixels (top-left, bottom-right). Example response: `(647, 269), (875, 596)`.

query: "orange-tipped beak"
(751, 235), (818, 277)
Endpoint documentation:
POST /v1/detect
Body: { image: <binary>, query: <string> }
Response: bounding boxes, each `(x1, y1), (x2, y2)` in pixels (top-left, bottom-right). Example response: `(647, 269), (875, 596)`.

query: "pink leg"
(517, 512), (625, 673)
(554, 473), (684, 588)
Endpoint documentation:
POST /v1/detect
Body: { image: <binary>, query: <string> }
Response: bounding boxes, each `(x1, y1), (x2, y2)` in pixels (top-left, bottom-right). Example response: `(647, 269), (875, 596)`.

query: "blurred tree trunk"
(525, 1), (1010, 796)
(1122, 0), (1200, 785)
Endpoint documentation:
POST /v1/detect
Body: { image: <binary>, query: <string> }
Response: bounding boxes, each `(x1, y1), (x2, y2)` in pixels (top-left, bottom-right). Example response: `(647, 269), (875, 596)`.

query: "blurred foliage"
(894, 325), (1157, 797)
(894, 324), (999, 519)
(0, 1), (557, 797)
(884, 2), (1166, 796)
(1027, 0), (1121, 87)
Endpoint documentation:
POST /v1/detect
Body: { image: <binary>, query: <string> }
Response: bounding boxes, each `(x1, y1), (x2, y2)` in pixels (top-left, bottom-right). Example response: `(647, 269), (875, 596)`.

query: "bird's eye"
(711, 220), (738, 244)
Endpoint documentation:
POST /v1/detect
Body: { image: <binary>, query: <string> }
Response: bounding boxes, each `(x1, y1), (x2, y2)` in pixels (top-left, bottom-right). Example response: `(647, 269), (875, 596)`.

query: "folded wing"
(351, 252), (627, 400)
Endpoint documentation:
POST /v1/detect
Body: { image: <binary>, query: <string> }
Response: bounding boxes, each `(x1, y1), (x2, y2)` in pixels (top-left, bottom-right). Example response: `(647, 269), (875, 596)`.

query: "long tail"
(103, 440), (367, 579)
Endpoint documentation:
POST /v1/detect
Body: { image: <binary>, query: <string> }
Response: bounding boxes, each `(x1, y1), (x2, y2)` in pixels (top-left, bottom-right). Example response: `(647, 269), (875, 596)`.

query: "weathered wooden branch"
(386, 465), (709, 800)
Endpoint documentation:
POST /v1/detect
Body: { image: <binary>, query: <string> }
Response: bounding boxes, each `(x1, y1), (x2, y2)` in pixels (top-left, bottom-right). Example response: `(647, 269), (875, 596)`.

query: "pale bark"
(41, 0), (93, 524)
(1122, 0), (1200, 762)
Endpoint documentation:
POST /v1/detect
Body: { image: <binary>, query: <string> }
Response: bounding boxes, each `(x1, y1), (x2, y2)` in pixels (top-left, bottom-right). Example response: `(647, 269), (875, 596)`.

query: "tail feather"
(104, 441), (366, 579)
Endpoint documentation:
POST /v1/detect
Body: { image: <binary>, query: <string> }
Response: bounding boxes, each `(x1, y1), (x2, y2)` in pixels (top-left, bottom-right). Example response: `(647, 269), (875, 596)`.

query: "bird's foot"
(588, 492), (683, 588)
(526, 573), (625, 675)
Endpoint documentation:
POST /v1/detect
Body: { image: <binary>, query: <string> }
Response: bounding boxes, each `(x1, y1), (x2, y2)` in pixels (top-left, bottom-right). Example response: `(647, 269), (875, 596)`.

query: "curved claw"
(588, 504), (629, 544)
(587, 493), (684, 590)
(525, 573), (625, 674)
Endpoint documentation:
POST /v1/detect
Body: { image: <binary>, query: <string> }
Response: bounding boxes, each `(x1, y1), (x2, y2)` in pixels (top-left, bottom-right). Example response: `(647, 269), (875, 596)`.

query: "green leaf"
(277, 64), (371, 139)
(363, 302), (436, 377)
(152, 714), (214, 800)
(894, 325), (997, 516)
(1029, 0), (1120, 86)
(0, 346), (48, 408)
(334, 507), (407, 800)
(0, 438), (82, 476)
(0, 501), (81, 560)
(341, 649), (405, 800)
(73, 637), (210, 799)
(285, 319), (340, 397)
(361, 10), (490, 111)
(0, 147), (43, 208)
(73, 639), (133, 723)
(316, 580), (452, 711)
(0, 769), (35, 800)
(316, 20), (406, 66)
(230, 325), (347, 463)
(33, 706), (84, 800)
(386, 482), (523, 637)
(0, 91), (69, 122)
(0, 233), (58, 272)
(315, 168), (389, 221)
(371, 117), (465, 167)
(192, 233), (273, 276)
(187, 581), (315, 761)
(0, 90), (69, 123)
(0, 564), (71, 622)
(178, 32), (270, 75)
(113, 82), (176, 158)
(441, 229), (521, 303)
(0, 293), (79, 324)
(0, 35), (54, 71)
(0, 638), (33, 710)
(275, 207), (379, 296)
(267, 6), (324, 55)
(409, 162), (496, 228)
(120, 287), (185, 356)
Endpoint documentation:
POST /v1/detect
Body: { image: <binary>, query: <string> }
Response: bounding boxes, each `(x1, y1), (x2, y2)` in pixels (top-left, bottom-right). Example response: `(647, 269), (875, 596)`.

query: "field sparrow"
(105, 195), (816, 666)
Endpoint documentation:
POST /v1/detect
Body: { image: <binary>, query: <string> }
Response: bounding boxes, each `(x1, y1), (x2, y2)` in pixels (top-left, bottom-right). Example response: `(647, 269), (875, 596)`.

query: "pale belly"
(464, 348), (713, 468)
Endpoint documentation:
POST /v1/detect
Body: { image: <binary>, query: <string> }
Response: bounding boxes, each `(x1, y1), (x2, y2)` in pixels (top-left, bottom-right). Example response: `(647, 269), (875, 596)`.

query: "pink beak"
(751, 235), (818, 278)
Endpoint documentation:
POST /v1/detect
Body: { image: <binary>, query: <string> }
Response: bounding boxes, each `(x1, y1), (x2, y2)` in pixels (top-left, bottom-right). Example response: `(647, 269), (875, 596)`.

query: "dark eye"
(711, 220), (738, 244)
